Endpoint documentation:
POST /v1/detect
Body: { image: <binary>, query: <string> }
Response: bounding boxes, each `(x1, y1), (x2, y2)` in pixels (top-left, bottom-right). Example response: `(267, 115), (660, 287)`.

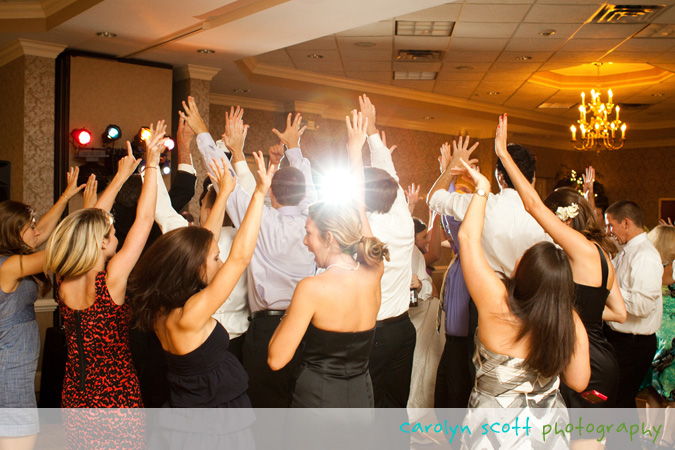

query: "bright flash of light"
(319, 168), (359, 204)
(140, 127), (152, 141)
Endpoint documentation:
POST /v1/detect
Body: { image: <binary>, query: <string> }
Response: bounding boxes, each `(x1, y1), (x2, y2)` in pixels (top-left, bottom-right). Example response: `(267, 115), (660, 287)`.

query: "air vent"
(393, 71), (438, 80)
(396, 50), (444, 62)
(591, 4), (667, 23)
(395, 21), (454, 36)
(538, 102), (577, 109)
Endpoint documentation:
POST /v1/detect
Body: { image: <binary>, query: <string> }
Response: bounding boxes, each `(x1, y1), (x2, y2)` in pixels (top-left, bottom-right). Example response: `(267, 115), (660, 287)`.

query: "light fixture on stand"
(570, 63), (626, 152)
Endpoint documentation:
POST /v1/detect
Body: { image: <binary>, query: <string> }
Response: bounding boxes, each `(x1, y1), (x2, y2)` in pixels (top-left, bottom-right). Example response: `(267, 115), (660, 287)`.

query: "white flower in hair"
(555, 203), (580, 222)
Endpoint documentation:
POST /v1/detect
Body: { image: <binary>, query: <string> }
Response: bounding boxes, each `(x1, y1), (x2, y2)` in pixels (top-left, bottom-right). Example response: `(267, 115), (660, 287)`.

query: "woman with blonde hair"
(0, 168), (84, 450)
(44, 121), (165, 449)
(268, 111), (388, 409)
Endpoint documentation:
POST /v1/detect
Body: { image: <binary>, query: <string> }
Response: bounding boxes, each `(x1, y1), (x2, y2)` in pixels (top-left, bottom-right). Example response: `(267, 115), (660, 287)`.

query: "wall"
(0, 57), (26, 202)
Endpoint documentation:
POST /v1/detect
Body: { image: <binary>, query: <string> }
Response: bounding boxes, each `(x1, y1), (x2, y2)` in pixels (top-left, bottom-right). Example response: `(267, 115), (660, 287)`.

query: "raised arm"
(224, 106), (256, 194)
(180, 96), (224, 181)
(406, 183), (421, 215)
(35, 166), (85, 247)
(455, 160), (507, 311)
(202, 157), (236, 241)
(82, 174), (98, 209)
(494, 115), (595, 270)
(178, 152), (274, 330)
(154, 164), (188, 234)
(106, 120), (165, 304)
(428, 138), (479, 202)
(94, 146), (142, 212)
(582, 166), (596, 212)
(346, 110), (374, 238)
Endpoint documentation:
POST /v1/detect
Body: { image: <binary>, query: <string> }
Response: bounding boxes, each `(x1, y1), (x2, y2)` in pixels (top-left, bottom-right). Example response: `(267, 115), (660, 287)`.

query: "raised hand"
(208, 157), (236, 197)
(495, 114), (508, 157)
(407, 183), (421, 209)
(272, 113), (306, 149)
(451, 135), (479, 169)
(439, 142), (452, 173)
(268, 143), (285, 166)
(358, 94), (377, 135)
(222, 106), (249, 155)
(179, 96), (209, 135)
(63, 166), (86, 201)
(582, 166), (595, 196)
(145, 120), (167, 168)
(119, 142), (142, 178)
(177, 116), (194, 147)
(82, 173), (98, 208)
(660, 218), (674, 227)
(450, 159), (490, 193)
(380, 130), (397, 154)
(345, 109), (369, 151)
(253, 151), (275, 195)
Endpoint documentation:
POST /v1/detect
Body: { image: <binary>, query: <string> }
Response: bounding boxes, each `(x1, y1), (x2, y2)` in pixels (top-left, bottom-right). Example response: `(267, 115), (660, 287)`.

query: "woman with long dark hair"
(448, 154), (589, 449)
(495, 115), (625, 416)
(0, 167), (84, 449)
(129, 152), (272, 409)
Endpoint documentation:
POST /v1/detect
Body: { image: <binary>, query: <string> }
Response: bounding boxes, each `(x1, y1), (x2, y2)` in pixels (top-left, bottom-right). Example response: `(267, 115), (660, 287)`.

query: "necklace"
(325, 261), (360, 271)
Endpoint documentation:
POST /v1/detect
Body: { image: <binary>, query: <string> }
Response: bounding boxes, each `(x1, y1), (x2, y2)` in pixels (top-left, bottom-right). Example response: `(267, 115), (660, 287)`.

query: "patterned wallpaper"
(23, 55), (56, 219)
(0, 57), (25, 202)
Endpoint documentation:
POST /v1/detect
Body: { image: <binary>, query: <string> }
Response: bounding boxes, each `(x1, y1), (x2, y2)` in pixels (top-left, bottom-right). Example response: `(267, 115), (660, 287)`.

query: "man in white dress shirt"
(605, 200), (663, 407)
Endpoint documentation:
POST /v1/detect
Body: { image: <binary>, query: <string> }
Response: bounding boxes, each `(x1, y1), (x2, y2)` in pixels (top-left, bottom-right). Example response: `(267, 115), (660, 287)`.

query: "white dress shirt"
(196, 133), (317, 313)
(412, 246), (433, 301)
(608, 232), (663, 335)
(366, 133), (415, 320)
(428, 187), (550, 277)
(153, 167), (250, 338)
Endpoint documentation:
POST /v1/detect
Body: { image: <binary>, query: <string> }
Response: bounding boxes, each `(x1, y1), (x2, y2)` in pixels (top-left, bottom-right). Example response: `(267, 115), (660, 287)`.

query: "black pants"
(242, 315), (302, 408)
(369, 313), (416, 408)
(605, 328), (657, 407)
(434, 335), (475, 408)
(228, 333), (245, 363)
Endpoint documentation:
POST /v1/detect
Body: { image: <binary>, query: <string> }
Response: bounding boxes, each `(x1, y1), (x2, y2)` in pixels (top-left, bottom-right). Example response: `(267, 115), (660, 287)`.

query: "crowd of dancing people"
(1, 93), (674, 449)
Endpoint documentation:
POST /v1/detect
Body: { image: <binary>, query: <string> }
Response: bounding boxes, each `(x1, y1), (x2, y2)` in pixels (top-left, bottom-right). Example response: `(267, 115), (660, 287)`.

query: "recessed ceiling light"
(233, 89), (250, 94)
(516, 56), (532, 61)
(488, 91), (500, 95)
(539, 29), (556, 37)
(455, 65), (476, 71)
(354, 41), (376, 48)
(307, 54), (324, 59)
(197, 49), (215, 54)
(423, 116), (434, 120)
(652, 93), (664, 96)
(96, 31), (117, 38)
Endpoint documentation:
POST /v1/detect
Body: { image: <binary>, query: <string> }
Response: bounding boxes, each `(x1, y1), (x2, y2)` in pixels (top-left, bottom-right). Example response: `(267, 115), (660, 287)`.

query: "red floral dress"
(57, 271), (144, 449)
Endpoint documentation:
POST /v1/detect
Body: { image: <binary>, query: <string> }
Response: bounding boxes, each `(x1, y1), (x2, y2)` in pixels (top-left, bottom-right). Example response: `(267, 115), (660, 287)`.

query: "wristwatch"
(474, 188), (489, 198)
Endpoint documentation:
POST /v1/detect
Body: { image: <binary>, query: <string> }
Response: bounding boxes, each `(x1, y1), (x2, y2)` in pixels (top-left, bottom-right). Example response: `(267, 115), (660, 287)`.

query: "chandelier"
(570, 88), (626, 151)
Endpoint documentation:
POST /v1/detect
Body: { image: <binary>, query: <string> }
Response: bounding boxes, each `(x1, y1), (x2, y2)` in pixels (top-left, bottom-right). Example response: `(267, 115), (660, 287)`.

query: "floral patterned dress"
(646, 284), (675, 401)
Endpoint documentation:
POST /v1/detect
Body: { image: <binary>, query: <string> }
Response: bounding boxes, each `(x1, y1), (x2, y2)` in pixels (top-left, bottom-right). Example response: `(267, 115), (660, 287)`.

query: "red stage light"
(71, 128), (92, 146)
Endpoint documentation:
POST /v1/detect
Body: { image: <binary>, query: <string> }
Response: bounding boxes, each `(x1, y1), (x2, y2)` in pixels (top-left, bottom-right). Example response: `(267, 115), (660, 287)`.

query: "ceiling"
(2, 0), (675, 149)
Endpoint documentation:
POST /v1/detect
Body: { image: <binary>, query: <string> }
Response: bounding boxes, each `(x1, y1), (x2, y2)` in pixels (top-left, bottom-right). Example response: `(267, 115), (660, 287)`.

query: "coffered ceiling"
(2, 0), (675, 149)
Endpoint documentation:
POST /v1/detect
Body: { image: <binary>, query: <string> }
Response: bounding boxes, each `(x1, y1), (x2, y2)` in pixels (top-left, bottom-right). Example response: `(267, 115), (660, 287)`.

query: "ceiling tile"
(441, 62), (493, 72)
(339, 48), (393, 62)
(434, 80), (482, 97)
(497, 51), (553, 63)
(450, 38), (507, 51)
(394, 3), (462, 21)
(512, 23), (581, 39)
(452, 22), (519, 39)
(343, 60), (392, 71)
(545, 51), (606, 63)
(345, 72), (393, 84)
(392, 80), (436, 91)
(560, 38), (625, 52)
(654, 5), (675, 24)
(483, 71), (532, 82)
(394, 36), (451, 51)
(601, 51), (665, 64)
(617, 38), (675, 52)
(337, 36), (392, 51)
(650, 53), (675, 63)
(337, 21), (394, 37)
(574, 24), (646, 39)
(437, 71), (487, 81)
(491, 61), (543, 72)
(393, 61), (442, 72)
(524, 5), (602, 24)
(444, 51), (501, 63)
(287, 36), (337, 51)
(460, 4), (531, 23)
(504, 37), (566, 52)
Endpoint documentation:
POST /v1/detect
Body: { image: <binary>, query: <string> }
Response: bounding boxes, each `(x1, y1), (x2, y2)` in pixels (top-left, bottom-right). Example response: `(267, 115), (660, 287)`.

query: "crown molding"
(210, 93), (284, 112)
(0, 3), (44, 19)
(0, 39), (67, 68)
(174, 64), (221, 82)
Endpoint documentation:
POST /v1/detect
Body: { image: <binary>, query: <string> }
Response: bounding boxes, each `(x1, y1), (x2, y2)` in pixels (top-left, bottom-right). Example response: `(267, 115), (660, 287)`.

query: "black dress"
(164, 321), (251, 408)
(291, 322), (376, 407)
(561, 244), (620, 407)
